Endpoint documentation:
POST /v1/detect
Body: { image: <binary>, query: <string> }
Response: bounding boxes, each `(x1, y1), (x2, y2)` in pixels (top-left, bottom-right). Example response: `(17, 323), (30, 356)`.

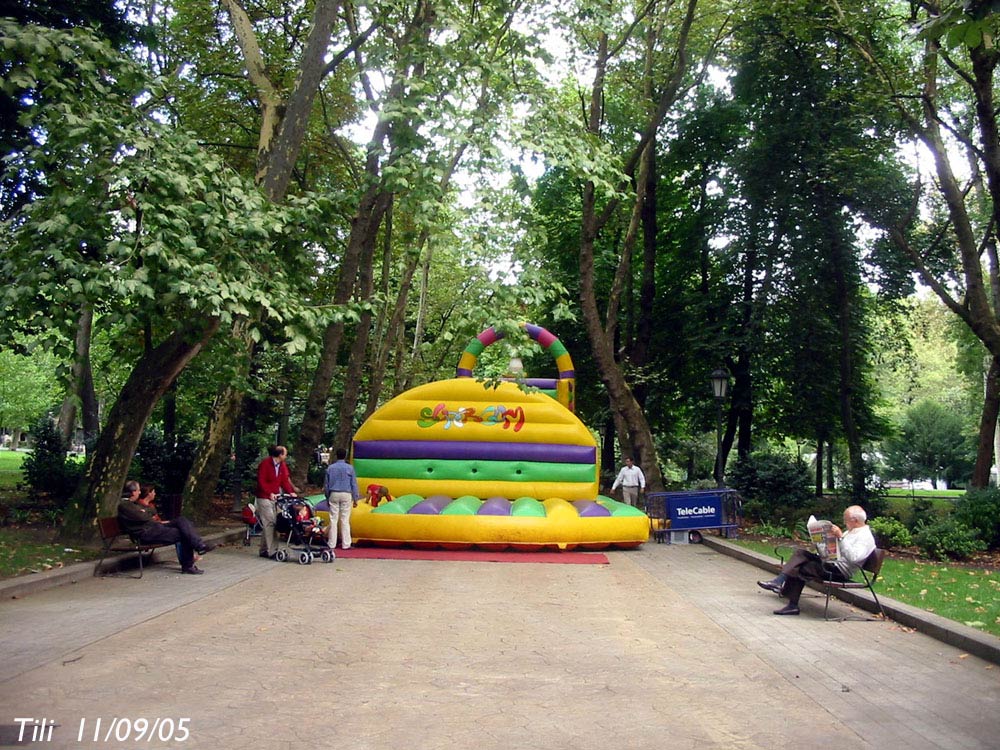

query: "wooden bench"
(93, 516), (174, 578)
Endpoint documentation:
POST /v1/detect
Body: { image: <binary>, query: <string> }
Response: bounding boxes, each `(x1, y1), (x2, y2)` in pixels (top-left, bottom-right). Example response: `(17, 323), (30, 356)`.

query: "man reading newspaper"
(756, 505), (876, 616)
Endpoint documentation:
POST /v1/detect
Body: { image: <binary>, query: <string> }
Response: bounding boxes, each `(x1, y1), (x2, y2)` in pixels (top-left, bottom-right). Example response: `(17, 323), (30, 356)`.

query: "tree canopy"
(3, 0), (999, 530)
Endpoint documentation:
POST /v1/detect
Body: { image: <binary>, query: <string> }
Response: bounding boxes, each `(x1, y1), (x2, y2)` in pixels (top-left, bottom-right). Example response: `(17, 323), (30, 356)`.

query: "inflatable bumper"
(312, 495), (649, 551)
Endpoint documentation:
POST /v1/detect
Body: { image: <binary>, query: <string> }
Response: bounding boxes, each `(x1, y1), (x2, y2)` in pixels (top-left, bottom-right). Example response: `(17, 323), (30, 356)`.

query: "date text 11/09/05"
(78, 717), (191, 743)
(11, 717), (192, 744)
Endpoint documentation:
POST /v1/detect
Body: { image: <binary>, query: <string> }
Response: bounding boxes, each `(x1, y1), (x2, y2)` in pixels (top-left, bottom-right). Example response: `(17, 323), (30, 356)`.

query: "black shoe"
(197, 542), (217, 555)
(773, 604), (799, 615)
(181, 565), (204, 575)
(259, 550), (271, 558)
(757, 580), (783, 593)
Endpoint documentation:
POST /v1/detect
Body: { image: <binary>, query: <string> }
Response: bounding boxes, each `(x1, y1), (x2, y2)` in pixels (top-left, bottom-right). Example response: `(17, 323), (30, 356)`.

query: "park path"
(0, 542), (997, 749)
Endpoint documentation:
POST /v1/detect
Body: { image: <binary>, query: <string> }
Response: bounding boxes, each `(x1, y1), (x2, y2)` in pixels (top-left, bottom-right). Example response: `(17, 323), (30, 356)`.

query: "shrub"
(954, 488), (1000, 550)
(868, 516), (912, 549)
(729, 452), (812, 524)
(913, 517), (986, 560)
(19, 419), (84, 507)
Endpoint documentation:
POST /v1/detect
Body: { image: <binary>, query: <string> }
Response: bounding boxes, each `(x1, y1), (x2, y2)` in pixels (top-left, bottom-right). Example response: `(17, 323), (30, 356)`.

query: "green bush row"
(734, 452), (1000, 561)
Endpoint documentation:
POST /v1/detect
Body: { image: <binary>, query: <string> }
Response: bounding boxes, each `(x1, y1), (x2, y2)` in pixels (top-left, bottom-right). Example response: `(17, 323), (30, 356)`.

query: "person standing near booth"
(611, 456), (645, 506)
(255, 444), (297, 559)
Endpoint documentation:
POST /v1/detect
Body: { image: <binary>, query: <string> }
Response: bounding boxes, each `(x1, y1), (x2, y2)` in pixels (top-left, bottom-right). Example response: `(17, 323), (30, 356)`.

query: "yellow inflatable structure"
(322, 324), (649, 550)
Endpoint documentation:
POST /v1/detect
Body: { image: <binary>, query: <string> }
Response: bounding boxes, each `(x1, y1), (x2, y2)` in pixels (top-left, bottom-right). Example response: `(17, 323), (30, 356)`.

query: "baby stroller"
(242, 502), (262, 546)
(273, 494), (335, 564)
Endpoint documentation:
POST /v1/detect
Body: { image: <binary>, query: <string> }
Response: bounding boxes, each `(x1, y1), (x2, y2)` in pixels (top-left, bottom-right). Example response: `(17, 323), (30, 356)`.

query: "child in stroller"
(273, 495), (335, 564)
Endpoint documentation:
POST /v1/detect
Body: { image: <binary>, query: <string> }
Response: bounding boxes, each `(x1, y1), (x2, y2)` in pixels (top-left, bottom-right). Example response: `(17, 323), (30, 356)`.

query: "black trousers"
(780, 548), (849, 605)
(136, 516), (205, 568)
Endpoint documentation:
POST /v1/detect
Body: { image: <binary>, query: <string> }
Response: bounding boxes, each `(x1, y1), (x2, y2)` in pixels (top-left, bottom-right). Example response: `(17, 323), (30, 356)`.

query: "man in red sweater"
(255, 444), (298, 559)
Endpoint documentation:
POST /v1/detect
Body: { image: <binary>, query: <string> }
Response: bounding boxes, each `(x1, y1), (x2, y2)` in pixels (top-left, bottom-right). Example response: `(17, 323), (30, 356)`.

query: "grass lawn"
(0, 449), (25, 489)
(0, 450), (103, 578)
(0, 527), (102, 578)
(735, 538), (1000, 638)
(884, 487), (965, 498)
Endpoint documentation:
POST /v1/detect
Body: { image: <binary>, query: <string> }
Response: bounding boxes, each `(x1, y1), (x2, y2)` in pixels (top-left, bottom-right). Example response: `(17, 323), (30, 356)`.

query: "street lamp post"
(710, 368), (730, 487)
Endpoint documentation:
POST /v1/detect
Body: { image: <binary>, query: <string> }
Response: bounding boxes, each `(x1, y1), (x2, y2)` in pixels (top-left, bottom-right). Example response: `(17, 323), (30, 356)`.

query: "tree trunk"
(256, 0), (341, 200)
(363, 204), (404, 419)
(601, 416), (617, 492)
(815, 438), (824, 496)
(57, 305), (99, 448)
(580, 206), (664, 492)
(290, 189), (392, 486)
(162, 382), (177, 446)
(181, 319), (254, 518)
(972, 356), (1000, 488)
(334, 252), (377, 451)
(630, 139), (657, 401)
(574, 3), (700, 494)
(821, 184), (867, 502)
(826, 443), (835, 491)
(184, 382), (244, 519)
(61, 318), (221, 539)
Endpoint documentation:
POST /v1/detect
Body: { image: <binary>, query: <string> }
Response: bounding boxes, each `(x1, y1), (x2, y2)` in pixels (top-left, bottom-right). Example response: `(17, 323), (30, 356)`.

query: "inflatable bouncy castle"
(324, 323), (649, 550)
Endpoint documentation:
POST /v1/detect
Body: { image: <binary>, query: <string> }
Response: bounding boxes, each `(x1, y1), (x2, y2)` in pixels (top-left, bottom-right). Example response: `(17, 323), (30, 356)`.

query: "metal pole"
(715, 397), (724, 488)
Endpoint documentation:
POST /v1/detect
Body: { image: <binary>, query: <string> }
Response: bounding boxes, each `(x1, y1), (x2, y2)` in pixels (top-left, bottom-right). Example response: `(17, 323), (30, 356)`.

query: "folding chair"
(814, 548), (887, 621)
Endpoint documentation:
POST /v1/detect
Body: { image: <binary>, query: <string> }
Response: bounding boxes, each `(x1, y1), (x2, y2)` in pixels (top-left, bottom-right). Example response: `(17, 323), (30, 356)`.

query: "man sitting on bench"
(117, 480), (215, 575)
(757, 504), (876, 616)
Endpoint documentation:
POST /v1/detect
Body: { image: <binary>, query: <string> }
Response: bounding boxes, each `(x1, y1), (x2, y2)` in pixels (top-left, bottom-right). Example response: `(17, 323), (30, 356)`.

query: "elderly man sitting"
(117, 480), (215, 575)
(757, 504), (876, 616)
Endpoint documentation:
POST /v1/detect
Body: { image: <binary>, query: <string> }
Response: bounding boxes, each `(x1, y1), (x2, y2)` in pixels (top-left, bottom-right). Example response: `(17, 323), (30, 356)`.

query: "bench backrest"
(97, 516), (122, 540)
(862, 548), (886, 578)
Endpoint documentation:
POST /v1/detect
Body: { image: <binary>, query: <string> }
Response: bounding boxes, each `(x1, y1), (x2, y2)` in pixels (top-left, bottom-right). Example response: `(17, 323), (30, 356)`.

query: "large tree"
(721, 0), (905, 499)
(525, 0), (709, 492)
(839, 2), (1000, 487)
(0, 23), (316, 534)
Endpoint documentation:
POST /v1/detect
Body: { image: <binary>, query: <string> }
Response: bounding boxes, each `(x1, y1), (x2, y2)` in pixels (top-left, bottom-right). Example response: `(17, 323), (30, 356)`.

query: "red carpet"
(330, 547), (609, 564)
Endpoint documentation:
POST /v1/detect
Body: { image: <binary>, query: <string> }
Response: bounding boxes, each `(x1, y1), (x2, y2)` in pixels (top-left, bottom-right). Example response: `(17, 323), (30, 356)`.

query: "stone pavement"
(1, 541), (998, 749)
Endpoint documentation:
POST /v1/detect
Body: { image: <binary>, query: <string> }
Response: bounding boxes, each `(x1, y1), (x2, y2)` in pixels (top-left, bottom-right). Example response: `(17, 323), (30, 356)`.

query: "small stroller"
(242, 502), (262, 546)
(273, 494), (335, 564)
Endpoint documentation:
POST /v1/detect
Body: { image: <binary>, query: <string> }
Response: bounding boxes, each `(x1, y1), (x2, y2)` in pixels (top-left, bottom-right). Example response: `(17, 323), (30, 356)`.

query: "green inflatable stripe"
(441, 496), (483, 515)
(548, 340), (569, 358)
(371, 493), (425, 514)
(466, 339), (486, 356)
(354, 457), (596, 484)
(511, 497), (546, 517)
(597, 498), (648, 517)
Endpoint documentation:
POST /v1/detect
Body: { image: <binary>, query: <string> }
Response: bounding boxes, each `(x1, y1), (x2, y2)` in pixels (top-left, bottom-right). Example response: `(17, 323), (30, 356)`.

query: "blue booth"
(645, 489), (741, 544)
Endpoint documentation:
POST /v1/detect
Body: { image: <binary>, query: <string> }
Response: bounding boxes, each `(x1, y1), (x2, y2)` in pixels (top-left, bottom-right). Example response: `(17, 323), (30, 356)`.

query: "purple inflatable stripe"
(522, 378), (558, 388)
(478, 497), (512, 515)
(353, 440), (595, 464)
(572, 500), (611, 517)
(558, 370), (575, 379)
(523, 323), (543, 339)
(409, 495), (453, 515)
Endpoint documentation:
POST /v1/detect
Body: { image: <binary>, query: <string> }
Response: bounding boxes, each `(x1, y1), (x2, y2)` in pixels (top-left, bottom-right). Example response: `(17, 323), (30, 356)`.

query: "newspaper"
(806, 515), (840, 561)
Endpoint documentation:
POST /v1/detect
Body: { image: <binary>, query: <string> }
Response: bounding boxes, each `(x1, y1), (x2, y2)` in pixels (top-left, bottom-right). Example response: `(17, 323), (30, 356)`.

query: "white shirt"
(612, 465), (645, 490)
(831, 524), (876, 578)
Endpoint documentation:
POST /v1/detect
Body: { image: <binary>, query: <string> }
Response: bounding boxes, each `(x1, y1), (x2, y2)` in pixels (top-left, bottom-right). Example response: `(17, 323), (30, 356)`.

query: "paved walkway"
(1, 542), (998, 749)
